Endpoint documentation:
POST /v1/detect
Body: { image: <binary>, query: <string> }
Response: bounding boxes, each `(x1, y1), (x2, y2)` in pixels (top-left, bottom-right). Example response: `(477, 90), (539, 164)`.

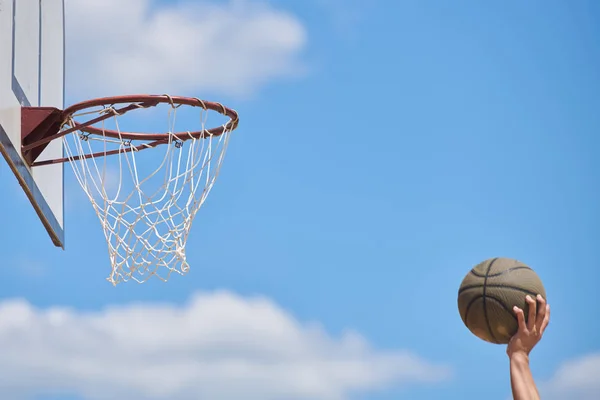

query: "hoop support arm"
(31, 138), (169, 167)
(21, 101), (159, 155)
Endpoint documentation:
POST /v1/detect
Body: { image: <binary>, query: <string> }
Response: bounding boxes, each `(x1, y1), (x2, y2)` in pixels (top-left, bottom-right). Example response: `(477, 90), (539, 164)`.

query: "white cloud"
(0, 291), (452, 399)
(65, 0), (307, 98)
(540, 353), (600, 400)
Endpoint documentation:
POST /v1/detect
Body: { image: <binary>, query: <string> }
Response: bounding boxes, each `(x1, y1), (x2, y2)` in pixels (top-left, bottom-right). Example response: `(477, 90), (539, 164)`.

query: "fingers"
(526, 295), (537, 331)
(540, 303), (551, 333)
(535, 294), (547, 328)
(513, 306), (526, 331)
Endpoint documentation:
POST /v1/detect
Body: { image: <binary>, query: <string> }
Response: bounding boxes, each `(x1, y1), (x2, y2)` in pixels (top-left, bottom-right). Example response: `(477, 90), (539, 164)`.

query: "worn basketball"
(457, 257), (546, 344)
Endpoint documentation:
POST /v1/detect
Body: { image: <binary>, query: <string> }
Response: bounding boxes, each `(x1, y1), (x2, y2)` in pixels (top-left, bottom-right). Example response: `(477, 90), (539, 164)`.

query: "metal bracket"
(21, 107), (63, 166)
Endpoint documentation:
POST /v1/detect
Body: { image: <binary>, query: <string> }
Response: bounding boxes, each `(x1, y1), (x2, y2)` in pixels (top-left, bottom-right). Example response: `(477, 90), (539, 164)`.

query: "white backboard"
(0, 0), (65, 247)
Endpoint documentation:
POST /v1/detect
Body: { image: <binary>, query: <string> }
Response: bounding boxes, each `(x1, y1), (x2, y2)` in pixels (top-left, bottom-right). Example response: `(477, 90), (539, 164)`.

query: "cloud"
(0, 291), (452, 399)
(540, 353), (600, 400)
(65, 0), (308, 98)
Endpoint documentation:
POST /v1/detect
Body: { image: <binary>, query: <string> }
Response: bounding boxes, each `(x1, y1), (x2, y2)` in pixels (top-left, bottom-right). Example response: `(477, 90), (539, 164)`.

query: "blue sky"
(1, 0), (599, 399)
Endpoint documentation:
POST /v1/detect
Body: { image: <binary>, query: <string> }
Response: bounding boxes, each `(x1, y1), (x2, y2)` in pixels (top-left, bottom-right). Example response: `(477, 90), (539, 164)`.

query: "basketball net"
(60, 98), (234, 285)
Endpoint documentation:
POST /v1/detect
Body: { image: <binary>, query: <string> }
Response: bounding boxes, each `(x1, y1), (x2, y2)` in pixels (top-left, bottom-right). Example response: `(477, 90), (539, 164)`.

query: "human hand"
(506, 294), (550, 359)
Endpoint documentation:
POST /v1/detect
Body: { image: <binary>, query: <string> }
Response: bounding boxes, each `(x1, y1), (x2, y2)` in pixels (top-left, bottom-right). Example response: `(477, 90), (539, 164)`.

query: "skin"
(507, 294), (551, 400)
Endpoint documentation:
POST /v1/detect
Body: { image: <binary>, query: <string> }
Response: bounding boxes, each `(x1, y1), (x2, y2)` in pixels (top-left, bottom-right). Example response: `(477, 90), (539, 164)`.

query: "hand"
(507, 294), (550, 359)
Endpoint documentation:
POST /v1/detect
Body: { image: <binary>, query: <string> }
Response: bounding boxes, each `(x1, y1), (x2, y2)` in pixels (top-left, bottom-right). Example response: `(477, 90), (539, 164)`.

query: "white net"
(61, 100), (234, 285)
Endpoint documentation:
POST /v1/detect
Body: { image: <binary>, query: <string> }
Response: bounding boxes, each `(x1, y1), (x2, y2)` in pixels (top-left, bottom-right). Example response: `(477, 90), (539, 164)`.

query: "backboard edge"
(0, 122), (64, 248)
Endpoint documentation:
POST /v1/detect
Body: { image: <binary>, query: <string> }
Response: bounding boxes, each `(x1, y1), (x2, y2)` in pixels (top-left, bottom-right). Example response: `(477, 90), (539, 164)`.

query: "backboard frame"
(0, 0), (65, 248)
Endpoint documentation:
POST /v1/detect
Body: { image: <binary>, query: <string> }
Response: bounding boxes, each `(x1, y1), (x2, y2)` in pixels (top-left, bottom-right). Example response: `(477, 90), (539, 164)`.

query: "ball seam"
(482, 257), (499, 344)
(458, 283), (540, 296)
(470, 265), (531, 278)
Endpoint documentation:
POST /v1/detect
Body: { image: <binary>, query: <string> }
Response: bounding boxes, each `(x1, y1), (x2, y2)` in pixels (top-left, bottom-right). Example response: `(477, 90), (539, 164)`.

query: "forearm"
(509, 352), (540, 400)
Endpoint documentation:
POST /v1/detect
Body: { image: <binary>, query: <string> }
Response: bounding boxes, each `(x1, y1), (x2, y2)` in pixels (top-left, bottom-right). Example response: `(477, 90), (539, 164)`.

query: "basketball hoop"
(21, 95), (239, 285)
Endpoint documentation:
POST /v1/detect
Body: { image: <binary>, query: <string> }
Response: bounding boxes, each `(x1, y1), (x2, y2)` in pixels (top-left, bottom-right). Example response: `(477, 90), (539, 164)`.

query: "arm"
(507, 294), (550, 400)
(510, 352), (540, 400)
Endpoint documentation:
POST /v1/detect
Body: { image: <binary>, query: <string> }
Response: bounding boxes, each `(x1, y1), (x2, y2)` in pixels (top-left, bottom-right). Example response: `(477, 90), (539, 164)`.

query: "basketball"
(457, 257), (546, 344)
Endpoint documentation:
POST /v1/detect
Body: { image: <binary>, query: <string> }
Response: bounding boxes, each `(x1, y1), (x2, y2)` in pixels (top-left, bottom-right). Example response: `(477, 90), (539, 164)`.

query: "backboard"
(0, 0), (65, 247)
